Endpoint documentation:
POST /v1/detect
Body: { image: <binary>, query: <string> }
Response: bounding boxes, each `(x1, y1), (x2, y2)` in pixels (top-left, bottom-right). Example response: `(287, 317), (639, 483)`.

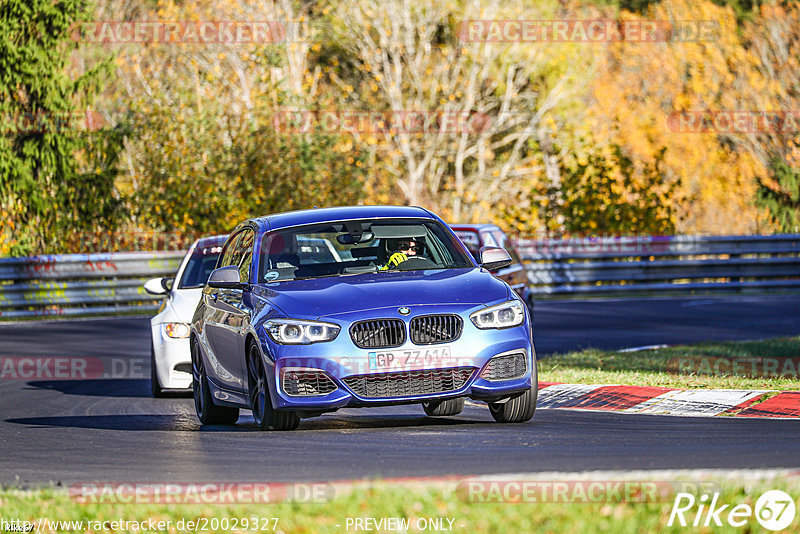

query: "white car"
(144, 235), (226, 396)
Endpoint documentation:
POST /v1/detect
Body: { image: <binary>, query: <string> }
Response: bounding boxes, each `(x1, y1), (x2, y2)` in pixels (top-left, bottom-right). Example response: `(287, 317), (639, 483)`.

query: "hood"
(164, 287), (204, 322)
(252, 268), (509, 319)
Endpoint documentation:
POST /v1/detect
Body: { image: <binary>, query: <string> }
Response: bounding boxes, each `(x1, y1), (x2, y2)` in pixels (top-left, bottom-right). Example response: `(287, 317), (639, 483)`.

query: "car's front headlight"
(164, 322), (190, 338)
(470, 301), (525, 329)
(265, 319), (341, 345)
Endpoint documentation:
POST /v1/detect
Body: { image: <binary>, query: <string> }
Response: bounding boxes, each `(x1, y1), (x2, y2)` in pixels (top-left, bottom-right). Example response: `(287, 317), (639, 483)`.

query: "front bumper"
(259, 312), (534, 410)
(151, 323), (192, 389)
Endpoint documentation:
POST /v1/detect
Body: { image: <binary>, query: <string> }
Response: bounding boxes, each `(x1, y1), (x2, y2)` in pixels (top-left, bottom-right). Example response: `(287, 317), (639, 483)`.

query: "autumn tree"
(739, 2), (800, 231)
(0, 0), (125, 255)
(330, 0), (588, 225)
(104, 0), (366, 235)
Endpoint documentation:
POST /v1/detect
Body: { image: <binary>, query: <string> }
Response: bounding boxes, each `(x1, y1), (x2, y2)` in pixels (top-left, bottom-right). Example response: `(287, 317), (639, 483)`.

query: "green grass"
(539, 337), (800, 390)
(1, 477), (798, 533)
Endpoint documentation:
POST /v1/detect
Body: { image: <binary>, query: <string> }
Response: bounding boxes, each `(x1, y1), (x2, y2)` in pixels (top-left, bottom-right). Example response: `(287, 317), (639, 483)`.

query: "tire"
(423, 397), (465, 416)
(192, 338), (239, 425)
(247, 342), (300, 431)
(488, 355), (538, 423)
(150, 342), (166, 398)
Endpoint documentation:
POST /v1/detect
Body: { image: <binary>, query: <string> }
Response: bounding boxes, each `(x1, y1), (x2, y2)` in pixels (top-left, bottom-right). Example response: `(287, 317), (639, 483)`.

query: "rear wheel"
(247, 342), (300, 431)
(423, 397), (465, 416)
(192, 338), (239, 425)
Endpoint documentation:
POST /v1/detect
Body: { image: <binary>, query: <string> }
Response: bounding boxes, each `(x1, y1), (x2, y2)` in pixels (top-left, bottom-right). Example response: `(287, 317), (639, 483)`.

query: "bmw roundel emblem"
(398, 307), (411, 315)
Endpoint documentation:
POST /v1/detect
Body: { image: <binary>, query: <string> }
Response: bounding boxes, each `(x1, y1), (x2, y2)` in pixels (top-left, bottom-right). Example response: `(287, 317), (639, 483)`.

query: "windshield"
(178, 243), (224, 289)
(258, 219), (473, 283)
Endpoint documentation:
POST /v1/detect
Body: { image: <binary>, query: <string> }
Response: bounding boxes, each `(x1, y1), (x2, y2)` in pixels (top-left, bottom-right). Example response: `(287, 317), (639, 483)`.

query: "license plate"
(368, 347), (453, 371)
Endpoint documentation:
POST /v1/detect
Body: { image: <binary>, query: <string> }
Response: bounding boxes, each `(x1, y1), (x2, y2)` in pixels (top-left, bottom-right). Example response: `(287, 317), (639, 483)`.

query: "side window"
(236, 229), (255, 282)
(218, 232), (243, 269)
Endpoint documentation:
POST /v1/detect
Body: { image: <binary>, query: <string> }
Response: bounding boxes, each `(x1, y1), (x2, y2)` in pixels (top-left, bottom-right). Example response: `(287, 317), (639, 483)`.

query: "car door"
(203, 230), (247, 391)
(213, 228), (255, 390)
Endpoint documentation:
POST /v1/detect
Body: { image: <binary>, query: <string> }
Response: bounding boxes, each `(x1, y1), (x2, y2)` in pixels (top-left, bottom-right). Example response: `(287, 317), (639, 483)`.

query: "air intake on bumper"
(282, 370), (338, 397)
(481, 352), (527, 381)
(343, 367), (474, 399)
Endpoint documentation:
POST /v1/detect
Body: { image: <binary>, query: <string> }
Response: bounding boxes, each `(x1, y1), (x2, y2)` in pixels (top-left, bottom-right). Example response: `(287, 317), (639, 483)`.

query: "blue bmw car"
(190, 206), (537, 430)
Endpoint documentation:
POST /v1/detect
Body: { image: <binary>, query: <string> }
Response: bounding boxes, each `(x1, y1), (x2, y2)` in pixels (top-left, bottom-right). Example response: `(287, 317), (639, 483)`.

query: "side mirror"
(480, 246), (512, 270)
(208, 265), (245, 289)
(144, 277), (170, 295)
(161, 277), (173, 292)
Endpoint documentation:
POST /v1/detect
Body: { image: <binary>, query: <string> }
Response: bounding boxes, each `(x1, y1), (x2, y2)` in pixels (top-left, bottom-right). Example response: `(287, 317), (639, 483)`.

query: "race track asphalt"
(1, 294), (798, 485)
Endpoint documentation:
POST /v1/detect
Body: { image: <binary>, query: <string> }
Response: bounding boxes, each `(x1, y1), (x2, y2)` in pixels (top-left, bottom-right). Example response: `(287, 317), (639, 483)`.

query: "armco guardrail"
(0, 252), (184, 319)
(515, 234), (800, 297)
(2, 235), (799, 318)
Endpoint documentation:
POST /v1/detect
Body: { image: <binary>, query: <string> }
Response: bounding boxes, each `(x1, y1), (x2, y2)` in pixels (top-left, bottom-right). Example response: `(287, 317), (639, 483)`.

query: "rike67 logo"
(668, 490), (796, 531)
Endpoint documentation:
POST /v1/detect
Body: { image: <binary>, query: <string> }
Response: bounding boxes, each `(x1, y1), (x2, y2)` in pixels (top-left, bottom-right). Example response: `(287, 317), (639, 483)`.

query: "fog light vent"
(282, 370), (338, 397)
(481, 352), (527, 381)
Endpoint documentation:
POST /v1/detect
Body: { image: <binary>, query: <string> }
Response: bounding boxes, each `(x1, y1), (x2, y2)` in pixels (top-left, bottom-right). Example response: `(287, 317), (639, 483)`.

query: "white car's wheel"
(423, 397), (465, 416)
(150, 343), (166, 398)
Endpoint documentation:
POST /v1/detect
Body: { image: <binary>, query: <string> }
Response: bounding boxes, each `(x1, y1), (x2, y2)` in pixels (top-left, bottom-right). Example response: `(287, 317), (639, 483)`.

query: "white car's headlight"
(164, 322), (190, 338)
(265, 319), (341, 345)
(470, 301), (525, 329)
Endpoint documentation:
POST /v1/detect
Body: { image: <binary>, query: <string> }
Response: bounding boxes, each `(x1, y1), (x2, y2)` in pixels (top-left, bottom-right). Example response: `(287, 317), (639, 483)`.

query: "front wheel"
(423, 397), (465, 416)
(488, 355), (538, 423)
(247, 342), (300, 431)
(150, 342), (166, 398)
(192, 338), (239, 425)
(488, 388), (537, 423)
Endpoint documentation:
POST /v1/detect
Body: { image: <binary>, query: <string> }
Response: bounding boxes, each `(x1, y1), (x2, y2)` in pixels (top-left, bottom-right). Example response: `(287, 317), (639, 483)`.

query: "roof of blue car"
(250, 205), (436, 231)
(450, 223), (500, 231)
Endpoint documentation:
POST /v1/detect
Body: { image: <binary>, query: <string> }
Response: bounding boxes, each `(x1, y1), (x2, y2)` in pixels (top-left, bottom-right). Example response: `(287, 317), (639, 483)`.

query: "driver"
(380, 238), (418, 270)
